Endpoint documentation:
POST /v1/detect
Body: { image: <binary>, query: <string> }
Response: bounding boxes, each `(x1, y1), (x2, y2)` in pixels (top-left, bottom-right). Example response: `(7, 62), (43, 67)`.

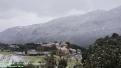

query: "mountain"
(0, 6), (121, 47)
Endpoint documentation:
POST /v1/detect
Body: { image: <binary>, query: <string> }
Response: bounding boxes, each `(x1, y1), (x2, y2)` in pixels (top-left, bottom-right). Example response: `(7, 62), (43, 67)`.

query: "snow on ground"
(0, 54), (23, 67)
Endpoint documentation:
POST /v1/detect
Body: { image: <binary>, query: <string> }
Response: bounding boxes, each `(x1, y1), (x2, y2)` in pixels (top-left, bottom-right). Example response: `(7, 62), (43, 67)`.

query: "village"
(6, 41), (82, 57)
(0, 41), (83, 68)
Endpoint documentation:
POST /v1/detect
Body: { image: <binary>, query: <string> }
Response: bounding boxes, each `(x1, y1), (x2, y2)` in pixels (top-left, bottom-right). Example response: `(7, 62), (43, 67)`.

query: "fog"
(0, 0), (121, 31)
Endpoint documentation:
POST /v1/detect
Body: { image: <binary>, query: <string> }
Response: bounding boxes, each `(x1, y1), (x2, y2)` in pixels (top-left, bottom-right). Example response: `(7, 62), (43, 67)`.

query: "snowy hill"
(0, 6), (121, 47)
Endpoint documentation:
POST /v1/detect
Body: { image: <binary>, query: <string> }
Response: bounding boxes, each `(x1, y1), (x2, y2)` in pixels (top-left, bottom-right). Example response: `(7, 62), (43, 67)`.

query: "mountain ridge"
(0, 6), (121, 47)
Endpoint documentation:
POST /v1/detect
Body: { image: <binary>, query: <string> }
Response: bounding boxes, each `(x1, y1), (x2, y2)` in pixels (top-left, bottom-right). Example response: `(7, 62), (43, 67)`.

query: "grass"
(0, 52), (82, 67)
(23, 56), (46, 63)
(0, 51), (13, 55)
(0, 51), (46, 64)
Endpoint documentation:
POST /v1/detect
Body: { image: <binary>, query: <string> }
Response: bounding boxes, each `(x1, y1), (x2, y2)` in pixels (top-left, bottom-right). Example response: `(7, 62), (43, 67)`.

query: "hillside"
(0, 6), (121, 47)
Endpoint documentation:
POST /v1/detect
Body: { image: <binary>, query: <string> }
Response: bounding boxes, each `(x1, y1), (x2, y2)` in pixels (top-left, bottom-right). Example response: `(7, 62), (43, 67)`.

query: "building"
(9, 44), (19, 48)
(15, 52), (25, 55)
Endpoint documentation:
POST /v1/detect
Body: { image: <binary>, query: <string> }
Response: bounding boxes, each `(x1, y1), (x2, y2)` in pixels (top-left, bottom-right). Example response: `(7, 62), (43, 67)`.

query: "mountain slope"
(0, 6), (121, 47)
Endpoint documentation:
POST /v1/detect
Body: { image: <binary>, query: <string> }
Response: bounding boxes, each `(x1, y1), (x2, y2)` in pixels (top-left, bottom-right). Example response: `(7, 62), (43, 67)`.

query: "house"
(15, 52), (25, 55)
(56, 45), (70, 55)
(26, 49), (51, 56)
(42, 51), (51, 55)
(41, 42), (56, 47)
(69, 48), (77, 55)
(27, 49), (39, 56)
(9, 44), (19, 48)
(76, 49), (82, 54)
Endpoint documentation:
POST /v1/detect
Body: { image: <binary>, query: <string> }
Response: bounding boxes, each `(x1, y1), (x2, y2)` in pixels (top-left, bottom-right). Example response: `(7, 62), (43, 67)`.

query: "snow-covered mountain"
(0, 6), (121, 47)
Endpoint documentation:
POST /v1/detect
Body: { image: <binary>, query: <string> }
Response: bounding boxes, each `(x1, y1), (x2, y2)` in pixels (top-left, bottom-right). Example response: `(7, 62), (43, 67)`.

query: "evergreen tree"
(82, 33), (121, 68)
(58, 58), (67, 68)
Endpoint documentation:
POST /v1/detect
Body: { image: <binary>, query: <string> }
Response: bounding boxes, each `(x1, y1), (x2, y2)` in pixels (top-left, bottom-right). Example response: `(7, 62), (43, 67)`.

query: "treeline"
(0, 42), (84, 52)
(0, 43), (38, 52)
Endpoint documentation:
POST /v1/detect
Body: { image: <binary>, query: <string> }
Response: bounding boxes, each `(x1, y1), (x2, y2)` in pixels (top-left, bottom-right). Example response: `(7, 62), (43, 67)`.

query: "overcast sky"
(0, 0), (121, 31)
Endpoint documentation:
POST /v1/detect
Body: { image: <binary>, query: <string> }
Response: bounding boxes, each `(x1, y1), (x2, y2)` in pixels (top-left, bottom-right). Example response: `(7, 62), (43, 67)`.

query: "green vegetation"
(45, 54), (56, 68)
(2, 33), (121, 68)
(0, 41), (83, 68)
(0, 52), (13, 55)
(23, 56), (46, 63)
(58, 58), (67, 68)
(82, 33), (121, 68)
(7, 62), (24, 68)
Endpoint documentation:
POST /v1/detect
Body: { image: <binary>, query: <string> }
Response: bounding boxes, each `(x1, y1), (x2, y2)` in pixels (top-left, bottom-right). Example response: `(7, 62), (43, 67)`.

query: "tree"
(82, 33), (121, 68)
(45, 54), (56, 68)
(25, 63), (37, 68)
(58, 58), (67, 68)
(112, 33), (119, 38)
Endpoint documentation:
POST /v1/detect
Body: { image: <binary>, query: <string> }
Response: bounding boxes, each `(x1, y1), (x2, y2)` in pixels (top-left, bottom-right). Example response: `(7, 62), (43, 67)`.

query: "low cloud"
(0, 9), (54, 31)
(66, 9), (90, 16)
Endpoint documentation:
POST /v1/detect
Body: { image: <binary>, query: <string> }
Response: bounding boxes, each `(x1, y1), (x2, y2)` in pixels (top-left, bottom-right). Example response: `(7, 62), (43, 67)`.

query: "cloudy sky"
(0, 0), (121, 31)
